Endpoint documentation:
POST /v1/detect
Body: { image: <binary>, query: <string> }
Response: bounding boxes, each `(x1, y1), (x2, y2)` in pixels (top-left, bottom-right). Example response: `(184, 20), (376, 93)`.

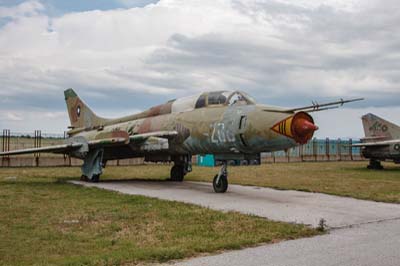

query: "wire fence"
(0, 129), (365, 167)
(262, 138), (363, 163)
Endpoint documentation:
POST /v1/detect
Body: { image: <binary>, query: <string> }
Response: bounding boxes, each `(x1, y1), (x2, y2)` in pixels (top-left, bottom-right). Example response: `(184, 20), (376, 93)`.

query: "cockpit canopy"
(171, 91), (256, 113)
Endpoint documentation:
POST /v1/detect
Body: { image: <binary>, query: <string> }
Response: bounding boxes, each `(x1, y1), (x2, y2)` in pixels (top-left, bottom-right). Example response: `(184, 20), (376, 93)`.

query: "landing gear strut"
(367, 159), (383, 170)
(170, 155), (192, 182)
(213, 161), (228, 193)
(81, 149), (104, 182)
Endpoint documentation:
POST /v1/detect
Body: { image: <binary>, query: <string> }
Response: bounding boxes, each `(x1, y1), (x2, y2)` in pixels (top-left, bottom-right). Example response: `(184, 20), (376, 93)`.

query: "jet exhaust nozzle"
(271, 112), (318, 144)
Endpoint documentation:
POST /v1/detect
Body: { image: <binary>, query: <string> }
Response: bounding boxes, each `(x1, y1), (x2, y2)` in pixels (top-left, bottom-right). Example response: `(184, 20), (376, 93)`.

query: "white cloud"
(0, 0), (399, 135)
(1, 112), (23, 121)
(0, 110), (67, 132)
(117, 0), (160, 8)
(0, 0), (44, 19)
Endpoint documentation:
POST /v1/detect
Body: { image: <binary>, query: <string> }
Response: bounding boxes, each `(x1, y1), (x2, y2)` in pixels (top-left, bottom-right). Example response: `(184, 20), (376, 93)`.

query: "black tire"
(367, 160), (383, 170)
(91, 174), (100, 183)
(213, 174), (228, 193)
(80, 175), (89, 182)
(170, 165), (185, 182)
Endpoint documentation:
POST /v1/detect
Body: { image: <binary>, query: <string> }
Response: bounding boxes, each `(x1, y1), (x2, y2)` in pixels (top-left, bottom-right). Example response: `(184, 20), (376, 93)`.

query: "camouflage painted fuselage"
(0, 89), (360, 185)
(71, 103), (296, 161)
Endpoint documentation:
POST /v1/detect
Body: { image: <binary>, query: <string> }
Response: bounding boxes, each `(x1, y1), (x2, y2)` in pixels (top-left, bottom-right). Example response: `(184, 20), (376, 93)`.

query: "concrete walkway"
(70, 180), (400, 266)
(166, 219), (400, 266)
(71, 180), (400, 228)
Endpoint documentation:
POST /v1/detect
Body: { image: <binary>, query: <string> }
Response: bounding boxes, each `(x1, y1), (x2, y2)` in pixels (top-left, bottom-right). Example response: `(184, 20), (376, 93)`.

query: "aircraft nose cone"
(271, 111), (317, 144)
(293, 118), (319, 137)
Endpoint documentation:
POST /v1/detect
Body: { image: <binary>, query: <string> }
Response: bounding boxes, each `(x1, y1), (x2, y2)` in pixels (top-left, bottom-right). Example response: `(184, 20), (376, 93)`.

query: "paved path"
(166, 219), (400, 266)
(71, 180), (400, 228)
(71, 180), (400, 266)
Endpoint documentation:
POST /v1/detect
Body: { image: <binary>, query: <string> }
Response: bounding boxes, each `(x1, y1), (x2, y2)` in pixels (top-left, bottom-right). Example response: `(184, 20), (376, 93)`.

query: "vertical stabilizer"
(361, 113), (400, 139)
(64, 88), (109, 129)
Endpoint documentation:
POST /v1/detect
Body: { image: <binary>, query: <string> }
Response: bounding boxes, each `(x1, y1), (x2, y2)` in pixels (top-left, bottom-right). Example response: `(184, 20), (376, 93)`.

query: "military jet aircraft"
(352, 113), (400, 169)
(0, 89), (362, 192)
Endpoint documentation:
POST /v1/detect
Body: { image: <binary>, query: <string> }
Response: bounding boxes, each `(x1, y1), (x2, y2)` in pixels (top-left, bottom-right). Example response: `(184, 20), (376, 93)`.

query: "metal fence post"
(63, 131), (67, 166)
(349, 138), (353, 161)
(34, 130), (41, 167)
(1, 129), (4, 167)
(2, 129), (11, 167)
(7, 130), (10, 166)
(64, 131), (72, 167)
(337, 138), (341, 161)
(326, 138), (330, 161)
(299, 145), (302, 162)
(313, 138), (317, 162)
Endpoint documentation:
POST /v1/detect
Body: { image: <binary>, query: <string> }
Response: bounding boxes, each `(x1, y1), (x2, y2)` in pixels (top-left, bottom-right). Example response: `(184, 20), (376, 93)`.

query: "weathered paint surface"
(357, 113), (400, 162)
(64, 89), (316, 161)
(2, 89), (362, 180)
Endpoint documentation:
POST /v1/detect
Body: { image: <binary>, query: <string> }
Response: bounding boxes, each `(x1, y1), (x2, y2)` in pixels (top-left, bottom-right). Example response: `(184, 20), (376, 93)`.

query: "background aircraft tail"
(64, 88), (109, 129)
(361, 113), (400, 139)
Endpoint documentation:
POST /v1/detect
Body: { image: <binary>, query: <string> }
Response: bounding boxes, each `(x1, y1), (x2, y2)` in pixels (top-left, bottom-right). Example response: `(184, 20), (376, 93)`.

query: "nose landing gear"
(213, 161), (228, 193)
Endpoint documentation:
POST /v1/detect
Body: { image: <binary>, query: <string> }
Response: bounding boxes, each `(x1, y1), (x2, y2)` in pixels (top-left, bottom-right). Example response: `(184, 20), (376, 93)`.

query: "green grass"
(2, 161), (398, 264)
(0, 168), (317, 266)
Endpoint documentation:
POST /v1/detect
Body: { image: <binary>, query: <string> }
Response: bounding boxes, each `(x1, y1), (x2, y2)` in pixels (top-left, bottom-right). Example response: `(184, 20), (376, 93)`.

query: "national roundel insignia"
(77, 106), (81, 117)
(394, 144), (400, 151)
(382, 125), (388, 132)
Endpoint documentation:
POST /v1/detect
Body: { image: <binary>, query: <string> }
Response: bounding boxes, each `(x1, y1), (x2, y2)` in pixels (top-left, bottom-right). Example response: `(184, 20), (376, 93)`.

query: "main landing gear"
(213, 161), (228, 193)
(81, 149), (104, 183)
(170, 155), (192, 182)
(367, 159), (383, 170)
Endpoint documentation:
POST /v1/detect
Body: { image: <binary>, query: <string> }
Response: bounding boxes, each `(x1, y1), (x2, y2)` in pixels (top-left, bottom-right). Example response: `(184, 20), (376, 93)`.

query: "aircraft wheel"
(213, 174), (228, 193)
(367, 160), (383, 170)
(80, 175), (89, 182)
(170, 165), (185, 182)
(92, 174), (100, 183)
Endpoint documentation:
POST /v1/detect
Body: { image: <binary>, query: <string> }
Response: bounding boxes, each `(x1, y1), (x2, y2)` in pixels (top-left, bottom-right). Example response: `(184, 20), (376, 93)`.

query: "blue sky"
(0, 0), (399, 137)
(0, 0), (160, 13)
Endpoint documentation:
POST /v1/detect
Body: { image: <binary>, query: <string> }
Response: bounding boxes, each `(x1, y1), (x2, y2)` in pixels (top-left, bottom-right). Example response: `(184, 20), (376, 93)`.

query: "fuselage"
(68, 91), (316, 161)
(361, 142), (400, 163)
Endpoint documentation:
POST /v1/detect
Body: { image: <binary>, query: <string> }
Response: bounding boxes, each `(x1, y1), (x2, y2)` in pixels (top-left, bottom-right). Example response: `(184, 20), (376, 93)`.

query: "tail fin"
(361, 113), (400, 139)
(64, 88), (109, 129)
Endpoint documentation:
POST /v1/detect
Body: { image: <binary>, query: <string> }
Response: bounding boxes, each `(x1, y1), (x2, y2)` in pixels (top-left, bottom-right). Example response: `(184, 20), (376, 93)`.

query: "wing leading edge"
(0, 131), (179, 157)
(0, 143), (83, 156)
